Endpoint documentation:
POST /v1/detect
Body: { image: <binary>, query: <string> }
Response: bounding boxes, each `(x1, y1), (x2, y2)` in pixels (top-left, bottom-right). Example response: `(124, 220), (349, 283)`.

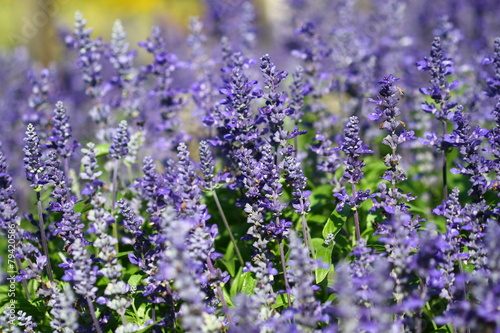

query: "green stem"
(87, 297), (102, 333)
(206, 256), (231, 324)
(212, 190), (244, 266)
(112, 159), (120, 252)
(36, 192), (54, 282)
(442, 119), (448, 201)
(278, 240), (292, 307)
(63, 157), (71, 201)
(15, 258), (30, 298)
(351, 183), (361, 242)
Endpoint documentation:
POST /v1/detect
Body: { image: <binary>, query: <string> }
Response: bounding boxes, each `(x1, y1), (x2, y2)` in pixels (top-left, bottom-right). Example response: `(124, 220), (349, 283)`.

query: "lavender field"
(1, 0), (500, 332)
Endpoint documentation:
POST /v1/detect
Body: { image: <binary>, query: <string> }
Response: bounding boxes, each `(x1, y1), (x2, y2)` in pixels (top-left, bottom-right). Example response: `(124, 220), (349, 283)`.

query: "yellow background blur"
(0, 0), (204, 64)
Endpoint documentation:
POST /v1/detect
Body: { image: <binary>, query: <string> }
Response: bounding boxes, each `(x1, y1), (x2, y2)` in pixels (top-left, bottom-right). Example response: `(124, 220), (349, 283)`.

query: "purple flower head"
(109, 120), (130, 159)
(49, 286), (79, 332)
(54, 202), (85, 246)
(198, 140), (216, 191)
(338, 116), (373, 184)
(108, 19), (136, 87)
(445, 106), (490, 199)
(0, 141), (24, 259)
(368, 75), (404, 129)
(66, 11), (104, 98)
(288, 66), (308, 122)
(483, 37), (500, 98)
(117, 198), (144, 237)
(27, 68), (50, 113)
(281, 152), (311, 215)
(26, 68), (50, 131)
(23, 123), (48, 189)
(64, 237), (98, 299)
(410, 224), (450, 293)
(260, 54), (287, 92)
(176, 142), (209, 225)
(47, 101), (78, 159)
(417, 37), (458, 121)
(287, 230), (326, 328)
(140, 26), (185, 134)
(370, 76), (415, 213)
(80, 142), (104, 197)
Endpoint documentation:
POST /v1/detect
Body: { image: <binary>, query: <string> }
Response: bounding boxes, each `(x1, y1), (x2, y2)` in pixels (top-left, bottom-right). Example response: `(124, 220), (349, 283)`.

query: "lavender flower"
(187, 18), (218, 129)
(49, 286), (79, 332)
(108, 19), (136, 87)
(62, 237), (102, 333)
(199, 140), (216, 191)
(0, 310), (39, 333)
(23, 123), (54, 281)
(214, 51), (262, 164)
(0, 142), (31, 296)
(139, 26), (185, 140)
(23, 123), (48, 189)
(310, 132), (343, 193)
(483, 37), (500, 98)
(243, 203), (278, 306)
(487, 100), (500, 215)
(332, 257), (400, 332)
(26, 68), (50, 134)
(441, 220), (500, 331)
(445, 106), (490, 199)
(287, 231), (326, 329)
(259, 54), (294, 146)
(47, 101), (77, 159)
(417, 37), (458, 199)
(117, 198), (144, 237)
(288, 66), (307, 124)
(63, 237), (98, 299)
(0, 142), (19, 232)
(417, 37), (457, 120)
(137, 156), (165, 216)
(175, 142), (209, 225)
(65, 11), (104, 99)
(369, 75), (416, 214)
(80, 142), (104, 197)
(333, 116), (373, 240)
(110, 120), (130, 159)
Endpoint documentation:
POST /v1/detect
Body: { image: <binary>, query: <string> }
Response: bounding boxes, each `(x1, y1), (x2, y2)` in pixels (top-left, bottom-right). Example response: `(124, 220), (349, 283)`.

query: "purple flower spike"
(48, 101), (78, 159)
(23, 123), (48, 189)
(109, 120), (130, 159)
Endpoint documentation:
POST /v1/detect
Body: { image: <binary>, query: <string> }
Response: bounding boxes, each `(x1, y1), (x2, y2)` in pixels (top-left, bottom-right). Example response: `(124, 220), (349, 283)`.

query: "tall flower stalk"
(23, 123), (54, 282)
(109, 120), (130, 250)
(369, 75), (416, 216)
(417, 37), (457, 200)
(334, 116), (373, 241)
(199, 140), (243, 265)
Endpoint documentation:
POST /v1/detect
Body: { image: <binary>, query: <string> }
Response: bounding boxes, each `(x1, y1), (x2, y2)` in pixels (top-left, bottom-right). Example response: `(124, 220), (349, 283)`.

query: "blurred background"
(0, 0), (273, 65)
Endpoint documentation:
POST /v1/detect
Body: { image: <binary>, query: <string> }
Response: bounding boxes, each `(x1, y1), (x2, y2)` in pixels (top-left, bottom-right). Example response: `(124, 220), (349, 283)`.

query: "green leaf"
(73, 200), (90, 214)
(128, 274), (143, 287)
(310, 184), (333, 207)
(221, 240), (237, 277)
(322, 209), (348, 240)
(312, 238), (334, 284)
(431, 325), (453, 333)
(95, 143), (110, 157)
(270, 293), (293, 309)
(136, 319), (163, 333)
(219, 258), (236, 278)
(230, 268), (256, 297)
(223, 286), (234, 307)
(115, 251), (133, 258)
(240, 272), (256, 295)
